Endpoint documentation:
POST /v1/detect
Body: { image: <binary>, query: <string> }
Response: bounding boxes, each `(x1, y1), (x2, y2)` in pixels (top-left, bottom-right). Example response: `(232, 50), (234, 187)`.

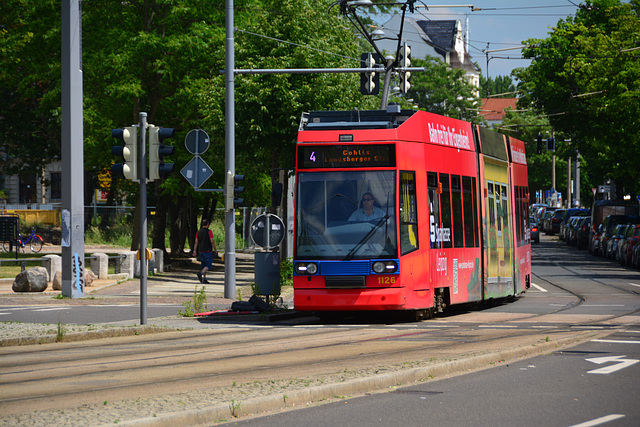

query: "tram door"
(483, 160), (514, 298)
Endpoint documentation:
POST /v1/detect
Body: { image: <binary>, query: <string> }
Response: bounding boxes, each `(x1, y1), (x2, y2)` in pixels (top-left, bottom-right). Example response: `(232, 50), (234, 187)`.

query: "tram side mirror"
(272, 182), (283, 208)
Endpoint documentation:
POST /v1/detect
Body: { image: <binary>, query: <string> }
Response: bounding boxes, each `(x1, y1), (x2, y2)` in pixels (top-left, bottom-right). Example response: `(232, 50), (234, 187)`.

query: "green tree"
(403, 57), (480, 122)
(0, 0), (63, 179)
(1, 0), (382, 255)
(480, 75), (516, 98)
(515, 0), (640, 198)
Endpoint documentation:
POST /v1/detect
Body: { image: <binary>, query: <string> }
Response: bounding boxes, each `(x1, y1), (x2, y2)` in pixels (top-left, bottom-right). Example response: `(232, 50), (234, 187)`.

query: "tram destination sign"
(298, 144), (396, 169)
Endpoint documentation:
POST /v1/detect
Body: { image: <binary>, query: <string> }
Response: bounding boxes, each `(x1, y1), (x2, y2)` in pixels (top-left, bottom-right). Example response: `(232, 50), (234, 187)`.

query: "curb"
(0, 325), (174, 347)
(111, 330), (599, 426)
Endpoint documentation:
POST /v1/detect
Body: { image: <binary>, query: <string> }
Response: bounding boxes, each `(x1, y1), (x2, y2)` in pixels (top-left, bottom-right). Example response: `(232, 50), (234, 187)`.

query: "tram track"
(2, 239), (637, 422)
(0, 312), (595, 417)
(529, 238), (640, 325)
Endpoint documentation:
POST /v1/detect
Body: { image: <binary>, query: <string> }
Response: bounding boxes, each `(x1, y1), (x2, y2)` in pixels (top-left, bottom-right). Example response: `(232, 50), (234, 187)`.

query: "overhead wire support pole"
(224, 0), (236, 300)
(61, 0), (85, 299)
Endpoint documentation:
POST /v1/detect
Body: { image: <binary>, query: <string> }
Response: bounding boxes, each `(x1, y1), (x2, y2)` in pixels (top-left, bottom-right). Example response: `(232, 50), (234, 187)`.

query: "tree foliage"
(404, 57), (480, 122)
(480, 75), (516, 98)
(515, 0), (640, 199)
(0, 0), (383, 254)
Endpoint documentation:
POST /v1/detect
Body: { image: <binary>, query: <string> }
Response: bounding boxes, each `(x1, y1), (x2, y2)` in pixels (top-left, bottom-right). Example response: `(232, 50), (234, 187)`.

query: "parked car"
(559, 208), (590, 241)
(530, 203), (549, 217)
(575, 217), (591, 250)
(540, 210), (554, 233)
(565, 216), (584, 246)
(530, 216), (540, 244)
(546, 209), (566, 235)
(619, 224), (640, 266)
(633, 242), (640, 268)
(590, 200), (638, 255)
(606, 224), (628, 260)
(597, 215), (630, 257)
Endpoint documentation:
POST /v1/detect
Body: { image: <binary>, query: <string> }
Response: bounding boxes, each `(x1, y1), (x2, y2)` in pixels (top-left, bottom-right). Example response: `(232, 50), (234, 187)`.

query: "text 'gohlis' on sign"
(298, 144), (396, 169)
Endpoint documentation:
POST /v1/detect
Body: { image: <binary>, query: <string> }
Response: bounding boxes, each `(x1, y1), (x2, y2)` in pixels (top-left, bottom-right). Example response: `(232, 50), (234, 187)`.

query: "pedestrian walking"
(192, 219), (218, 284)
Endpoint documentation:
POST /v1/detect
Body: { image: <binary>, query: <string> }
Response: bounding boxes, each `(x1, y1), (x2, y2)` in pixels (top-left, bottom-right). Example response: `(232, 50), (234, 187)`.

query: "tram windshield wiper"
(344, 214), (390, 261)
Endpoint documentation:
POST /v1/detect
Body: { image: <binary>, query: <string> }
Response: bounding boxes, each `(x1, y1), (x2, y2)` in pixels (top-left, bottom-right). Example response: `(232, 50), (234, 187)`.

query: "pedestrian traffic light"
(112, 126), (138, 181)
(225, 171), (246, 210)
(399, 43), (412, 93)
(360, 53), (379, 95)
(148, 126), (175, 181)
(547, 137), (555, 151)
(536, 133), (543, 155)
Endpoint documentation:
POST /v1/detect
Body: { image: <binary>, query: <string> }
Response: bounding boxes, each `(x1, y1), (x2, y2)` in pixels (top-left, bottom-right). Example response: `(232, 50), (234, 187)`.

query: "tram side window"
(523, 187), (530, 245)
(439, 173), (453, 249)
(501, 184), (509, 237)
(462, 176), (479, 248)
(516, 186), (524, 245)
(427, 172), (441, 249)
(487, 182), (495, 230)
(451, 175), (464, 248)
(400, 171), (419, 255)
(495, 184), (503, 236)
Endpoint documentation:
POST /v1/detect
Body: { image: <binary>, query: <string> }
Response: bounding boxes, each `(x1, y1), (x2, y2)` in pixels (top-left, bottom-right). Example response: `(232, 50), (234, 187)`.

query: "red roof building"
(479, 98), (518, 127)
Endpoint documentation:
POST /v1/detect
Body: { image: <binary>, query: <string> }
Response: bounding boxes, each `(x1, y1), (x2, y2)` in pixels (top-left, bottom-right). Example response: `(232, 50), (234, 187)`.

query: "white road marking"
(583, 304), (625, 307)
(530, 282), (548, 292)
(32, 307), (71, 312)
(592, 339), (640, 345)
(586, 355), (639, 374)
(570, 414), (625, 427)
(628, 282), (640, 288)
(478, 325), (518, 329)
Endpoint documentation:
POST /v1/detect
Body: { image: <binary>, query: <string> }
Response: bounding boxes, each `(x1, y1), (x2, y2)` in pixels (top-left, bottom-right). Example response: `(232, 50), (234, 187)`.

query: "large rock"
(52, 269), (97, 290)
(12, 267), (49, 293)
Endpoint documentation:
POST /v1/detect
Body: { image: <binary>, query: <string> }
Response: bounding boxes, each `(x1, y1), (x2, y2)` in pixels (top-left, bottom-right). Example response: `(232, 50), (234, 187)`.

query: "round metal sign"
(251, 214), (285, 249)
(184, 129), (210, 155)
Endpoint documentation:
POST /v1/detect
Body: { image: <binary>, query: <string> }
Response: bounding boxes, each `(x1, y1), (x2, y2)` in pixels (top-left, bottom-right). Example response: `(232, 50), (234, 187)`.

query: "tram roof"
(300, 108), (417, 131)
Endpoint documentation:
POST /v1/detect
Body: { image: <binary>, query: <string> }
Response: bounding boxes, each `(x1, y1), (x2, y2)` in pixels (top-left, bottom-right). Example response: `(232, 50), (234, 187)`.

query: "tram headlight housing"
(372, 261), (398, 274)
(295, 262), (318, 275)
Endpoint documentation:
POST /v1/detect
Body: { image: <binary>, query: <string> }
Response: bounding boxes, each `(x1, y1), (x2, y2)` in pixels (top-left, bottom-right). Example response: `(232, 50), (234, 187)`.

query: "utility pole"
(567, 157), (572, 208)
(224, 0), (237, 300)
(61, 0), (85, 298)
(574, 150), (581, 207)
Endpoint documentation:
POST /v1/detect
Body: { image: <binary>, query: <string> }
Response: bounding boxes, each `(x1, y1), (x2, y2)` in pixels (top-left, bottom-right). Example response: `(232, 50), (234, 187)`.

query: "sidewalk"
(0, 250), (290, 345)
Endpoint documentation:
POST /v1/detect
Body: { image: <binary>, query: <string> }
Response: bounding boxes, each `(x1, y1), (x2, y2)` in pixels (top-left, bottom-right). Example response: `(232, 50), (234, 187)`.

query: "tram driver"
(348, 192), (385, 222)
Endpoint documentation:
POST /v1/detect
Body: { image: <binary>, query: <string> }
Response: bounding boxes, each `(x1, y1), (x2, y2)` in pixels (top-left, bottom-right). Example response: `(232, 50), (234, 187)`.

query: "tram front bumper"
(293, 287), (407, 311)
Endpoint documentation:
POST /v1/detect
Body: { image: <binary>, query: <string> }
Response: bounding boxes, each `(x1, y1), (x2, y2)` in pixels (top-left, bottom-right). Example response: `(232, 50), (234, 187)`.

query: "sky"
(374, 1), (581, 79)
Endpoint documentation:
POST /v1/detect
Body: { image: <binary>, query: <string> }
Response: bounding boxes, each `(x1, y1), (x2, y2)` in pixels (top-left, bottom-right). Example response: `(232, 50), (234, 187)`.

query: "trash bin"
(254, 251), (280, 296)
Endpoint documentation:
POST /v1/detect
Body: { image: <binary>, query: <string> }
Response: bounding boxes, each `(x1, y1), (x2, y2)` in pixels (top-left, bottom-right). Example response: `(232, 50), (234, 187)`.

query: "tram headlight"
(295, 262), (318, 275)
(372, 261), (398, 274)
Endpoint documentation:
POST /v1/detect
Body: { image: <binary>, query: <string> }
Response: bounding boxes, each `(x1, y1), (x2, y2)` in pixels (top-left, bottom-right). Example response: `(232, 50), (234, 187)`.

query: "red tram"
(292, 107), (531, 317)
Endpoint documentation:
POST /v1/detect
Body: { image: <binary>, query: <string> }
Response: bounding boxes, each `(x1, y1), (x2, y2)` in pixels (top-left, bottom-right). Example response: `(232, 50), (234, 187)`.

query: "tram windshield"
(295, 170), (397, 260)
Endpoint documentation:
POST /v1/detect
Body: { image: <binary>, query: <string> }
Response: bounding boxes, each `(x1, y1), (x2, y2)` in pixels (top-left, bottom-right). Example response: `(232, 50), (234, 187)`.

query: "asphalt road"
(0, 235), (639, 426)
(229, 329), (640, 427)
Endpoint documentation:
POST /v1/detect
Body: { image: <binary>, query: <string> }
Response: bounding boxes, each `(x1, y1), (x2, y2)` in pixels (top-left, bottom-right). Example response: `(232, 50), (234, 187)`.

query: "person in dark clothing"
(192, 219), (218, 284)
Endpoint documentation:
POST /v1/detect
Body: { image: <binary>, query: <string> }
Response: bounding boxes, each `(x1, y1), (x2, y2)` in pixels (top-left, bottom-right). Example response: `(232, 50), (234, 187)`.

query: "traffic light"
(226, 171), (246, 210)
(547, 137), (555, 151)
(536, 133), (543, 155)
(112, 126), (138, 181)
(399, 43), (412, 93)
(148, 126), (175, 181)
(360, 53), (379, 95)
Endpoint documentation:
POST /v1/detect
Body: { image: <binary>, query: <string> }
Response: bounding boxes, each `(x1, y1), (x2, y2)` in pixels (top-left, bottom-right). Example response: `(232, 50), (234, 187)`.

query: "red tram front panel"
(293, 110), (484, 311)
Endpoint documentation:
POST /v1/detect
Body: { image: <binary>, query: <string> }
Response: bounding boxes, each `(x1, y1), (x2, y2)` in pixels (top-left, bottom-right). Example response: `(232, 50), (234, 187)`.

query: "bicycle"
(2, 228), (44, 253)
